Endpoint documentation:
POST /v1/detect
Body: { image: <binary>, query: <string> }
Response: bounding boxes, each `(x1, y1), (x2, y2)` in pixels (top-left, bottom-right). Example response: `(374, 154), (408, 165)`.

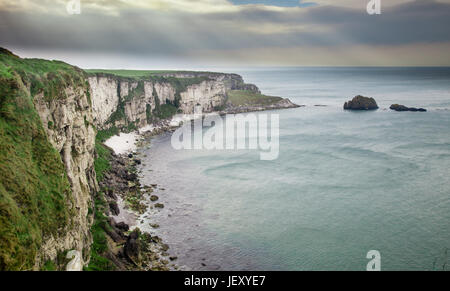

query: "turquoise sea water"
(138, 67), (450, 271)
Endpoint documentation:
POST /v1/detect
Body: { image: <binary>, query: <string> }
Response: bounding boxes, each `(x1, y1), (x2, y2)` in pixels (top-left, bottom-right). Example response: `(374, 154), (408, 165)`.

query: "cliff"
(0, 49), (297, 270)
(32, 79), (97, 270)
(86, 70), (262, 131)
(0, 48), (96, 270)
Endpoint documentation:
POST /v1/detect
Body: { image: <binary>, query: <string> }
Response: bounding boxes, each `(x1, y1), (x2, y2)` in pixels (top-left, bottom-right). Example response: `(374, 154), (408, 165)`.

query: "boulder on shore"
(125, 229), (142, 264)
(109, 201), (120, 216)
(390, 104), (427, 112)
(344, 95), (379, 110)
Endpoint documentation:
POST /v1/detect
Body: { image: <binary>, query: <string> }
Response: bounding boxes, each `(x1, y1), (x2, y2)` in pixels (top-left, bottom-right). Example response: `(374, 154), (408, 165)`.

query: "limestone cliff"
(0, 49), (96, 270)
(32, 83), (97, 270)
(87, 72), (260, 130)
(1, 47), (296, 271)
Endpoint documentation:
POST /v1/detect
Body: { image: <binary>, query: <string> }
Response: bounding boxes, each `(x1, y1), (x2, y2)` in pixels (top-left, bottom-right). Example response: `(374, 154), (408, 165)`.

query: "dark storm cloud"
(229, 0), (316, 7)
(0, 0), (449, 57)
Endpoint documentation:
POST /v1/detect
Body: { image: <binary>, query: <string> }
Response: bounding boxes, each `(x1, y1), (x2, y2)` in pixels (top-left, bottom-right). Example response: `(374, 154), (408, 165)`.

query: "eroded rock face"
(27, 71), (290, 270)
(32, 85), (97, 269)
(88, 75), (120, 126)
(390, 104), (427, 112)
(180, 79), (227, 113)
(88, 72), (261, 129)
(344, 95), (379, 110)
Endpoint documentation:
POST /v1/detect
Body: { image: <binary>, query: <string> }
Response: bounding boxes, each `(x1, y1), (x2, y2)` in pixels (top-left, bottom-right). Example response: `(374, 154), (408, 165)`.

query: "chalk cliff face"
(1, 48), (276, 270)
(30, 71), (257, 268)
(88, 76), (120, 126)
(179, 79), (227, 113)
(0, 48), (98, 270)
(32, 84), (97, 269)
(87, 72), (259, 130)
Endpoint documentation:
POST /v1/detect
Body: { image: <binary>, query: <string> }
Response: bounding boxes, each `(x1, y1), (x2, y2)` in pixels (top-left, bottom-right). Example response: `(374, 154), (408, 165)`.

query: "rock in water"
(390, 104), (427, 112)
(344, 95), (379, 110)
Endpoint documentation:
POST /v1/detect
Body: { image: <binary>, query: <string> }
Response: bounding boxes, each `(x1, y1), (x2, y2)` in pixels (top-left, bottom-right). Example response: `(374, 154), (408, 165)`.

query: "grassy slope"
(227, 90), (283, 107)
(85, 69), (176, 78)
(84, 127), (117, 271)
(0, 49), (88, 102)
(85, 69), (216, 78)
(0, 49), (79, 270)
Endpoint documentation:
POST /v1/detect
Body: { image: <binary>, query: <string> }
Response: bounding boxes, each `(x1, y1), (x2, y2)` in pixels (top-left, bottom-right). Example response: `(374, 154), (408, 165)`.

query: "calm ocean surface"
(137, 67), (450, 271)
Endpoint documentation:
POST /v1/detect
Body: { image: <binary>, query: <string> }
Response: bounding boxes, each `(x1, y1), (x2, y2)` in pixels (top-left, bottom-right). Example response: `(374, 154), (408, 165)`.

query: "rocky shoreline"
(96, 121), (180, 271)
(96, 95), (432, 271)
(96, 101), (300, 271)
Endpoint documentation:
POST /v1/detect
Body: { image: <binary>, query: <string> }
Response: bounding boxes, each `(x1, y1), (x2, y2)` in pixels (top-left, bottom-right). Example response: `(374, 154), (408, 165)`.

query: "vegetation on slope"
(84, 128), (117, 271)
(227, 90), (283, 107)
(0, 49), (77, 270)
(85, 69), (216, 78)
(85, 69), (176, 78)
(84, 188), (116, 271)
(94, 131), (114, 183)
(0, 48), (89, 103)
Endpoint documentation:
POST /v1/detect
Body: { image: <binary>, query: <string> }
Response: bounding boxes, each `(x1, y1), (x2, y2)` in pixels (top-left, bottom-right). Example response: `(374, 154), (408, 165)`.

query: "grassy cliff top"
(0, 48), (82, 78)
(0, 48), (75, 270)
(85, 69), (237, 79)
(85, 69), (177, 78)
(227, 90), (283, 106)
(0, 48), (87, 101)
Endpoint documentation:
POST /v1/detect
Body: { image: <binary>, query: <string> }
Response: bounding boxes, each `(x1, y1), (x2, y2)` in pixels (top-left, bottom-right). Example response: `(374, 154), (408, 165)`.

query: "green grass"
(84, 190), (116, 271)
(96, 127), (119, 143)
(156, 104), (179, 119)
(41, 260), (57, 271)
(85, 69), (216, 79)
(85, 69), (176, 78)
(227, 90), (283, 107)
(0, 55), (75, 270)
(0, 48), (89, 102)
(94, 142), (112, 183)
(86, 127), (120, 271)
(94, 128), (119, 183)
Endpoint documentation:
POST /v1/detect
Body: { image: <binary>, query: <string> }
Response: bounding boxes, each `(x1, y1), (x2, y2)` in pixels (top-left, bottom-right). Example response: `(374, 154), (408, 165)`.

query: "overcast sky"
(1, 0), (450, 69)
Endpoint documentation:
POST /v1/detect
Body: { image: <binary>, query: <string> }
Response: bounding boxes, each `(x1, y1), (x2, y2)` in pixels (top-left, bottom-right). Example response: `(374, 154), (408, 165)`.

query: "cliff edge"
(0, 49), (298, 270)
(0, 48), (96, 270)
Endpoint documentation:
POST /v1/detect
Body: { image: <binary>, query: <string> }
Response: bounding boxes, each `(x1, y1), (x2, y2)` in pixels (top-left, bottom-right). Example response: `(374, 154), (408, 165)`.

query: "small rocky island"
(344, 95), (379, 110)
(390, 104), (427, 112)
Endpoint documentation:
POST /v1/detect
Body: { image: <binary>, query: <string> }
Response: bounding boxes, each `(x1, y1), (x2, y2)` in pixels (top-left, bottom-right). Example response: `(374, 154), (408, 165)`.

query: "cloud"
(313, 0), (413, 9)
(230, 0), (316, 7)
(0, 0), (449, 66)
(0, 0), (239, 14)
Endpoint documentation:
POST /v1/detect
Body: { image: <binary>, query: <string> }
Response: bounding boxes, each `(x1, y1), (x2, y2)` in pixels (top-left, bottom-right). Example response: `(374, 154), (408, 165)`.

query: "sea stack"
(344, 95), (379, 110)
(390, 104), (427, 112)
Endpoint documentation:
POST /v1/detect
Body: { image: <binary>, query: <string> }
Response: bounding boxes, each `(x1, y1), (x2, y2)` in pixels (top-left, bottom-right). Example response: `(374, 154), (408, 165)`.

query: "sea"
(136, 67), (450, 271)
